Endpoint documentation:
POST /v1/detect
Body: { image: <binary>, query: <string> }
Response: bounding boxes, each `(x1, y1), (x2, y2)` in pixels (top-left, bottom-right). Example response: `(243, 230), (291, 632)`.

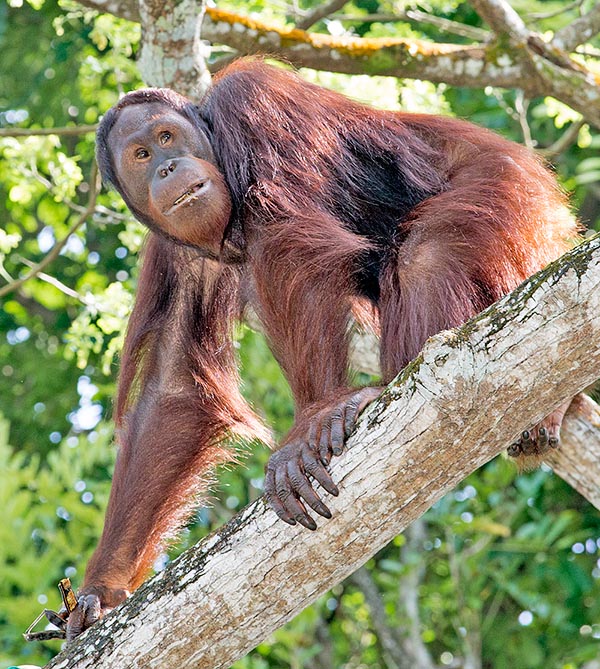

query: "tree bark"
(137, 0), (210, 100)
(547, 393), (600, 508)
(72, 0), (600, 128)
(45, 235), (600, 669)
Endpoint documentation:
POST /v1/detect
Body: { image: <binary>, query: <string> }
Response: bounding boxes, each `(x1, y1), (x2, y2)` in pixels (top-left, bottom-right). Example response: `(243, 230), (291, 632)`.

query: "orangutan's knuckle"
(276, 486), (291, 500)
(288, 474), (304, 489)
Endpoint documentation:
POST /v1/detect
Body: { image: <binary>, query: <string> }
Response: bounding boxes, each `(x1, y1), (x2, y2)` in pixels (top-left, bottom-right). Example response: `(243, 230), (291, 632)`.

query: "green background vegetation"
(1, 0), (599, 667)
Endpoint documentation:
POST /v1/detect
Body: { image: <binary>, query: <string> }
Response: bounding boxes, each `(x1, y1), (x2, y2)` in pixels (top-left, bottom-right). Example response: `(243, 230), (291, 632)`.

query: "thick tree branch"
(206, 8), (600, 128)
(46, 235), (600, 669)
(547, 393), (600, 508)
(70, 1), (600, 126)
(202, 9), (514, 86)
(553, 2), (600, 52)
(469, 0), (600, 126)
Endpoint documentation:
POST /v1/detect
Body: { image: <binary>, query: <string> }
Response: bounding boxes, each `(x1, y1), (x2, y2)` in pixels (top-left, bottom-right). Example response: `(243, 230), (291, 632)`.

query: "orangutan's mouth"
(167, 181), (208, 213)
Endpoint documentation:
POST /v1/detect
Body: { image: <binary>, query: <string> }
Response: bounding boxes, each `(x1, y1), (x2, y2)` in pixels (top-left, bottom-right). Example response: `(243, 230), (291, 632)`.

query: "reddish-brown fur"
(78, 58), (577, 630)
(83, 237), (268, 594)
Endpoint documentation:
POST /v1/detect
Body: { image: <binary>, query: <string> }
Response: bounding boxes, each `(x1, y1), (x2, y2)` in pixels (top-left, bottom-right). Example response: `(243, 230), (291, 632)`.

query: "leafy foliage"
(0, 414), (114, 666)
(1, 0), (599, 666)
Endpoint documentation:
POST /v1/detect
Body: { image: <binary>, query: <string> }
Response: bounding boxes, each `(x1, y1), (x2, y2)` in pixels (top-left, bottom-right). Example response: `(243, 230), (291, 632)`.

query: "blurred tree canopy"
(1, 0), (599, 667)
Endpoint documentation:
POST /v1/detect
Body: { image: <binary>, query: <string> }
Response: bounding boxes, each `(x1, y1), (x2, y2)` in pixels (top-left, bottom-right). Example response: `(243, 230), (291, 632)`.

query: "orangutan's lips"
(167, 181), (207, 213)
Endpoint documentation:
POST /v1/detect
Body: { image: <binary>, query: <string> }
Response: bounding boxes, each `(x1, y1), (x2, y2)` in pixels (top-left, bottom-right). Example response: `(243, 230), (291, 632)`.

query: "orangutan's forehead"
(110, 103), (189, 140)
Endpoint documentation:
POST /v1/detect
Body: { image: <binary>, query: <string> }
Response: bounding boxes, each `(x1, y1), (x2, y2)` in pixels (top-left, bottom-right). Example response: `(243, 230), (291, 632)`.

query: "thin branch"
(487, 88), (520, 124)
(296, 0), (349, 30)
(349, 567), (409, 669)
(21, 163), (100, 222)
(576, 45), (600, 58)
(0, 124), (97, 138)
(309, 622), (335, 669)
(481, 589), (504, 636)
(332, 9), (490, 41)
(514, 91), (534, 149)
(399, 520), (436, 669)
(403, 8), (490, 41)
(528, 0), (585, 21)
(0, 163), (98, 299)
(446, 528), (482, 669)
(539, 119), (586, 159)
(16, 258), (85, 302)
(468, 0), (600, 127)
(0, 262), (13, 284)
